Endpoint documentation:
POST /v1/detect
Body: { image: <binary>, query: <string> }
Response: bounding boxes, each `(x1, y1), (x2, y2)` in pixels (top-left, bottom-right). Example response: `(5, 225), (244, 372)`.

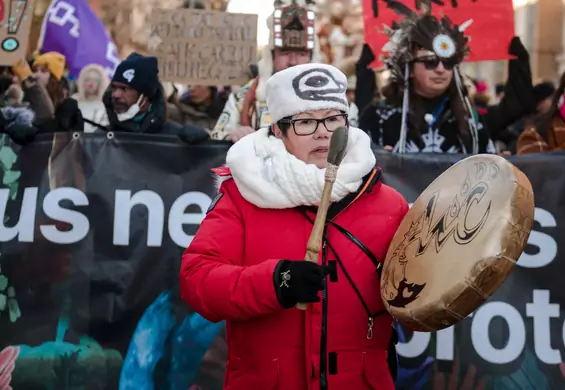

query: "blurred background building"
(27, 0), (565, 95)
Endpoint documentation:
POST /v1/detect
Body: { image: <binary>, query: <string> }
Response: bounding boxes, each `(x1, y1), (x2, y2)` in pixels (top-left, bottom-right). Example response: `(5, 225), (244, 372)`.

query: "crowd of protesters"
(0, 40), (562, 157)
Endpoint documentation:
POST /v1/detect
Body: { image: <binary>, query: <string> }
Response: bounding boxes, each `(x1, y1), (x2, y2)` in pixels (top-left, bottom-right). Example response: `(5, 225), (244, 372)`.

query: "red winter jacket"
(181, 167), (408, 390)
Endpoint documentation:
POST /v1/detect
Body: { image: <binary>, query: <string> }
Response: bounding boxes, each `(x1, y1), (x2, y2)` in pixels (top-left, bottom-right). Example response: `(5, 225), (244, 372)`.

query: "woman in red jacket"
(180, 63), (409, 390)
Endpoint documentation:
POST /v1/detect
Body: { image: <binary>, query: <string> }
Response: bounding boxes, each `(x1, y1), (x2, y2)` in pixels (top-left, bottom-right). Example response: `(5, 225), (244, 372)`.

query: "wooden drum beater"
(297, 126), (349, 310)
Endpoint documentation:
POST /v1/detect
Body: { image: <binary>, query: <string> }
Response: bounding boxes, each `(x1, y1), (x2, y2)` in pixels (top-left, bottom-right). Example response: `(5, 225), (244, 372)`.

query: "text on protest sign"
(148, 8), (258, 86)
(362, 0), (515, 68)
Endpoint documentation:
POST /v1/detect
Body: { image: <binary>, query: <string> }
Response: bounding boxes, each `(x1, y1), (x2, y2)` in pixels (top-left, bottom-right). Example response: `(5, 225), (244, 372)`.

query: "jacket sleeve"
(209, 92), (241, 140)
(21, 77), (55, 124)
(180, 183), (282, 323)
(167, 102), (184, 125)
(517, 126), (550, 155)
(179, 122), (210, 144)
(484, 37), (534, 141)
(354, 44), (377, 115)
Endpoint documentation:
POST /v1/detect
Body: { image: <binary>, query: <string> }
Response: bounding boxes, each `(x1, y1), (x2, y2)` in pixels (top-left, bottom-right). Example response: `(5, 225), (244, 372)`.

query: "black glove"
(356, 43), (376, 70)
(56, 98), (83, 131)
(178, 123), (210, 144)
(509, 36), (529, 61)
(273, 260), (327, 309)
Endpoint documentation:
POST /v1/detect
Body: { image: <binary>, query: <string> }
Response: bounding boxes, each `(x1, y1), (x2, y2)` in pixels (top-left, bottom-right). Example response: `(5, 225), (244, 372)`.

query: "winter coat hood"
(74, 64), (110, 102)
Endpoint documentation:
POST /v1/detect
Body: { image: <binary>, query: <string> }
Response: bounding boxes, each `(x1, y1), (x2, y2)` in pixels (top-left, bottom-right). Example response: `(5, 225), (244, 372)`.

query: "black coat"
(102, 84), (210, 144)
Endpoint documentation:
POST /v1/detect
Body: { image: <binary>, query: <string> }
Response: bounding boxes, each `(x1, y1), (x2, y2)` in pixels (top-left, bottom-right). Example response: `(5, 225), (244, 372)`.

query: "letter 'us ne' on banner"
(362, 0), (516, 68)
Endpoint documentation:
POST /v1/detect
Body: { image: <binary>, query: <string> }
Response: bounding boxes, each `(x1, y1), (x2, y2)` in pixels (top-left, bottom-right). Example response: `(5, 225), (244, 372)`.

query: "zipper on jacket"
(320, 237), (328, 390)
(324, 237), (388, 338)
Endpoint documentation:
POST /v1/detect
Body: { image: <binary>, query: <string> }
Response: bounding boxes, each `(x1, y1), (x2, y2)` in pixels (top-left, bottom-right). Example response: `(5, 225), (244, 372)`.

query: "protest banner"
(148, 4), (258, 86)
(362, 0), (515, 68)
(0, 0), (34, 65)
(0, 132), (563, 389)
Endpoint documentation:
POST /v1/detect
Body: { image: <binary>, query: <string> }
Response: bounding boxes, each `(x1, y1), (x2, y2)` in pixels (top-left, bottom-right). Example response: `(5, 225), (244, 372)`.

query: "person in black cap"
(102, 52), (209, 143)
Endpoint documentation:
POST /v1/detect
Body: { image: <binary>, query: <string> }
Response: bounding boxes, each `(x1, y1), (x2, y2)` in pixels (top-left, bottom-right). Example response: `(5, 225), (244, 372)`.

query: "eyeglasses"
(413, 55), (458, 71)
(279, 113), (349, 136)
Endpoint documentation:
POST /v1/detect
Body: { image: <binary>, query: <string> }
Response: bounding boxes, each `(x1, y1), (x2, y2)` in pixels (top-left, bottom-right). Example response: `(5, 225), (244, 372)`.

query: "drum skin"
(380, 154), (535, 332)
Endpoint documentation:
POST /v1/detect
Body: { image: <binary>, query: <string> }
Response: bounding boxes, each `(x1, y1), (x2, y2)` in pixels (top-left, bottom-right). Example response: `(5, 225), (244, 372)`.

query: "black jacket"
(102, 84), (210, 144)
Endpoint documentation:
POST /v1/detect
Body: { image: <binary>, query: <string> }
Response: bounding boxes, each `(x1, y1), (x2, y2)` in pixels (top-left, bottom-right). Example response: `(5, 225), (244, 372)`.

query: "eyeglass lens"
(293, 115), (348, 135)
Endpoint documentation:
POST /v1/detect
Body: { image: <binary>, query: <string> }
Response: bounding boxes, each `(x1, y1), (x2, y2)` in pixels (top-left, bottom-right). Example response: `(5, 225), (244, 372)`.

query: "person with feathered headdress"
(209, 0), (359, 142)
(357, 1), (533, 155)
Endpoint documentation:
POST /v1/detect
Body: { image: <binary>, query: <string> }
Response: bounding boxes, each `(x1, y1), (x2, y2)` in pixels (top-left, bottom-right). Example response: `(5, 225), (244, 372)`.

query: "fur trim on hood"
(1, 106), (35, 129)
(74, 64), (110, 102)
(214, 169), (232, 191)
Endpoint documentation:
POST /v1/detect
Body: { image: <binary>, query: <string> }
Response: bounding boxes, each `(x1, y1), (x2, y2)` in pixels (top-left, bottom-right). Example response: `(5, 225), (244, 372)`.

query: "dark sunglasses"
(413, 56), (458, 71)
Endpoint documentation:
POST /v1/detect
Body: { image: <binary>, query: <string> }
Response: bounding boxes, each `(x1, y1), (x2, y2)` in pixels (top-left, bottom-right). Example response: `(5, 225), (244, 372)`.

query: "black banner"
(0, 132), (562, 390)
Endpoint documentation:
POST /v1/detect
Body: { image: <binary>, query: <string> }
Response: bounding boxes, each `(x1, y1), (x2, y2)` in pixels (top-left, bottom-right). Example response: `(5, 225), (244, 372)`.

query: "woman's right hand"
(273, 260), (328, 309)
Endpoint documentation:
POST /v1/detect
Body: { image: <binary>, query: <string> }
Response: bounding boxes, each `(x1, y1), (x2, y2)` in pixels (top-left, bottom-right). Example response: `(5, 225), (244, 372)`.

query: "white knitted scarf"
(225, 127), (376, 209)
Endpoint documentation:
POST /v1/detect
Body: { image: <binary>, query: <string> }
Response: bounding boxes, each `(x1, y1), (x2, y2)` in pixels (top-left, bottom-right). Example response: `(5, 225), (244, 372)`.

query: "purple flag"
(38, 0), (120, 79)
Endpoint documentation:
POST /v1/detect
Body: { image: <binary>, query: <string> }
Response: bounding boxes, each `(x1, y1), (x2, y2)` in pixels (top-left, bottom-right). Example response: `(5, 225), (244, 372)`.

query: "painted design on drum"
(383, 161), (497, 308)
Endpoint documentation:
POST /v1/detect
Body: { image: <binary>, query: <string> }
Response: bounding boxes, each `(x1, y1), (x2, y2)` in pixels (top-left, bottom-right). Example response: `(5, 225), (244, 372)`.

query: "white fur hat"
(266, 63), (349, 123)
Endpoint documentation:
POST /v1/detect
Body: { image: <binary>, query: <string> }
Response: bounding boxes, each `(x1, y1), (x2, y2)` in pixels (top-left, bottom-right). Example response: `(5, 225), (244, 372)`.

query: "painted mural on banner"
(0, 132), (563, 389)
(361, 0), (515, 68)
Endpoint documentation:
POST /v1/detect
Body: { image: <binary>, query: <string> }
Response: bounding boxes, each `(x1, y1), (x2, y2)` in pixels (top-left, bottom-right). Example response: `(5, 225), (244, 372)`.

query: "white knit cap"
(265, 63), (349, 123)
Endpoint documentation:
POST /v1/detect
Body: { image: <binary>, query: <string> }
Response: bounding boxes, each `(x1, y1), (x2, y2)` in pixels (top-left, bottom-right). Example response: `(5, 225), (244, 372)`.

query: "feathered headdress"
(380, 0), (478, 154)
(381, 0), (472, 83)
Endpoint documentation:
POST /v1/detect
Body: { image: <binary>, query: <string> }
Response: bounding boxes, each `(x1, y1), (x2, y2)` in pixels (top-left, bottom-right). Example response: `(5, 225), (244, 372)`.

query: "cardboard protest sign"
(0, 0), (34, 65)
(148, 7), (258, 86)
(362, 0), (515, 68)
